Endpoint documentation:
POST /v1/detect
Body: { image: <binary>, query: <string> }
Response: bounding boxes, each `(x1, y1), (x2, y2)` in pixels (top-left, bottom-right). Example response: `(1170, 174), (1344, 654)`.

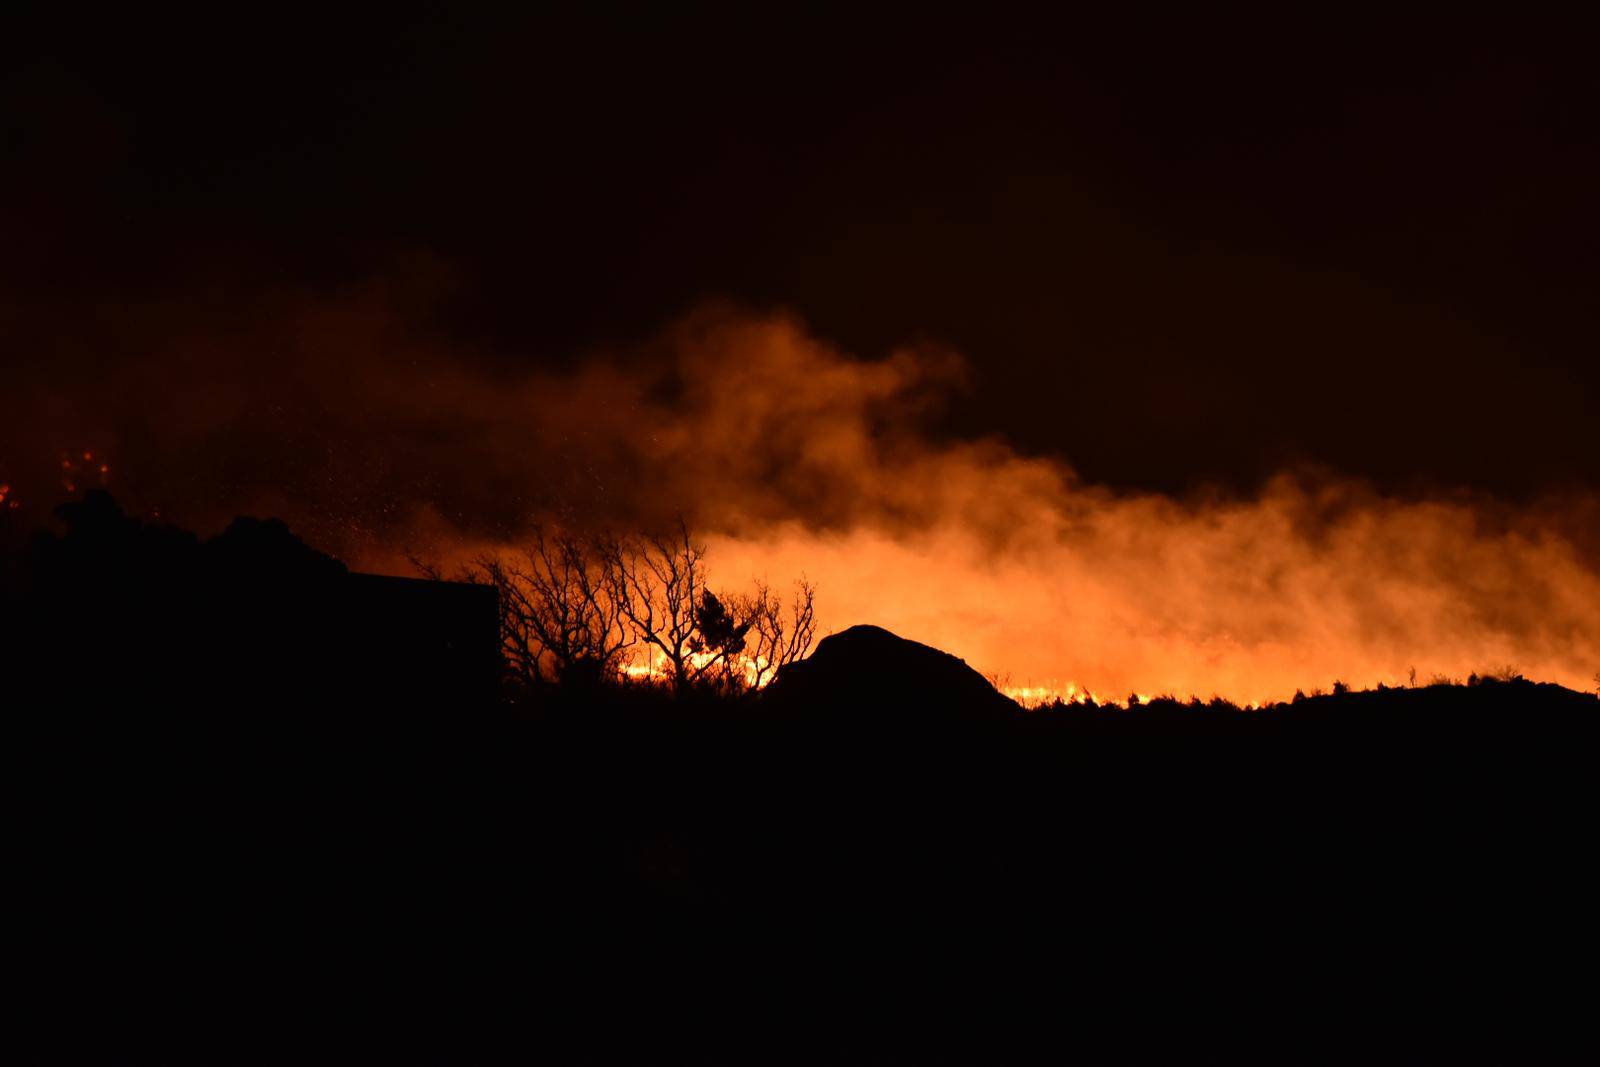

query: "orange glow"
(618, 649), (777, 689)
(345, 309), (1600, 706)
(699, 513), (1600, 707)
(36, 298), (1594, 705)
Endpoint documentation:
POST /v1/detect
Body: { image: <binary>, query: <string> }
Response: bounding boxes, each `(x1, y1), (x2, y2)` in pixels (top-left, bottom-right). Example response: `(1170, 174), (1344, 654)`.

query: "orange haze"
(354, 307), (1600, 704)
(10, 292), (1599, 703)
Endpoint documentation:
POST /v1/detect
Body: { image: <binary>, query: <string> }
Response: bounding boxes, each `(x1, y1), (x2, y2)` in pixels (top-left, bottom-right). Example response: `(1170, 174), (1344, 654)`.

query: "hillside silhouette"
(7, 495), (1599, 1062)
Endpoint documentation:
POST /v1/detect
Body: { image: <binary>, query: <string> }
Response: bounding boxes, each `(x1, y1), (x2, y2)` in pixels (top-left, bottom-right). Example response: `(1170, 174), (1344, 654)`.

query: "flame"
(996, 682), (1143, 707)
(616, 647), (778, 689)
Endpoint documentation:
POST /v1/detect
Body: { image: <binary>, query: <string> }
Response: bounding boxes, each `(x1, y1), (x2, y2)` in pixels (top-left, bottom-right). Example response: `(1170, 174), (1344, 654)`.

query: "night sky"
(5, 7), (1597, 500)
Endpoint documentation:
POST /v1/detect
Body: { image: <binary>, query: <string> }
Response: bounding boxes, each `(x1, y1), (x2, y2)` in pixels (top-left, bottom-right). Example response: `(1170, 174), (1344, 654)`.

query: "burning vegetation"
(457, 522), (816, 696)
(5, 295), (1599, 703)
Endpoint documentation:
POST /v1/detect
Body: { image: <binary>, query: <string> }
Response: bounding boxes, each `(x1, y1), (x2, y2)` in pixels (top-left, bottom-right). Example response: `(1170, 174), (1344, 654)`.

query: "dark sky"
(5, 6), (1597, 498)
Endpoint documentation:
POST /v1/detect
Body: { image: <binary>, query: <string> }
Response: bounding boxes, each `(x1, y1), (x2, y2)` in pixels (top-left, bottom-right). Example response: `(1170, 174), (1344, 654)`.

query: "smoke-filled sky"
(5, 8), (1599, 698)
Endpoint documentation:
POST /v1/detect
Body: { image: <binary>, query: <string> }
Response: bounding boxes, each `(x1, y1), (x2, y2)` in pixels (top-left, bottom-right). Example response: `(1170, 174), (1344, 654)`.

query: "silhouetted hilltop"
(11, 495), (1600, 1062)
(206, 512), (349, 584)
(768, 623), (1020, 720)
(4, 490), (496, 712)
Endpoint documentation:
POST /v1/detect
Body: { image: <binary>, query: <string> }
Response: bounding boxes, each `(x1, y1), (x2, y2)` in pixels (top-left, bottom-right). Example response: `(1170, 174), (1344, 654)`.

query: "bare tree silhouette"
(476, 527), (634, 689)
(605, 522), (754, 694)
(741, 577), (818, 690)
(470, 519), (818, 696)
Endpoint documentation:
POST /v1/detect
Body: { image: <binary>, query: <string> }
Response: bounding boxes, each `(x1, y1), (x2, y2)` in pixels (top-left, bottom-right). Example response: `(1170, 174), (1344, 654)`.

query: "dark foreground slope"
(9, 502), (1600, 1062)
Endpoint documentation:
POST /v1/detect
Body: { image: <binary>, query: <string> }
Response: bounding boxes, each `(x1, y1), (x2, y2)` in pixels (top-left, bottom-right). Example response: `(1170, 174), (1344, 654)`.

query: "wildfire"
(618, 648), (779, 689)
(997, 682), (1150, 708)
(23, 305), (1600, 706)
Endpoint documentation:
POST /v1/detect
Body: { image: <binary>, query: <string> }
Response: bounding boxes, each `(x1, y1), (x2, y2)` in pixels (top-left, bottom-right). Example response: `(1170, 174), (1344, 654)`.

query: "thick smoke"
(5, 284), (1598, 701)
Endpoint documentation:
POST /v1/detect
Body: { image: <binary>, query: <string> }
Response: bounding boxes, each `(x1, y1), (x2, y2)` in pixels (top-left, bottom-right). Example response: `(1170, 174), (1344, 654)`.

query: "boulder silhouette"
(766, 624), (1019, 720)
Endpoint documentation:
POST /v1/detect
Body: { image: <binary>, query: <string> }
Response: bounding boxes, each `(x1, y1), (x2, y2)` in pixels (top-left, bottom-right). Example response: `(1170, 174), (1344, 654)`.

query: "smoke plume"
(5, 281), (1598, 702)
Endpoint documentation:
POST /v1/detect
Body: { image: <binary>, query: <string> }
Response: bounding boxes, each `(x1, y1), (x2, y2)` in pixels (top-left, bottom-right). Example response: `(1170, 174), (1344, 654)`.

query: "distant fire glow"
(361, 309), (1597, 705)
(12, 299), (1600, 704)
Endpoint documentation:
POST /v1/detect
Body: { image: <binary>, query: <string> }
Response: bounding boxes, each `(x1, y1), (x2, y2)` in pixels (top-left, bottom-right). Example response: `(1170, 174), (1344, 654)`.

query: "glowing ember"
(54, 450), (112, 496)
